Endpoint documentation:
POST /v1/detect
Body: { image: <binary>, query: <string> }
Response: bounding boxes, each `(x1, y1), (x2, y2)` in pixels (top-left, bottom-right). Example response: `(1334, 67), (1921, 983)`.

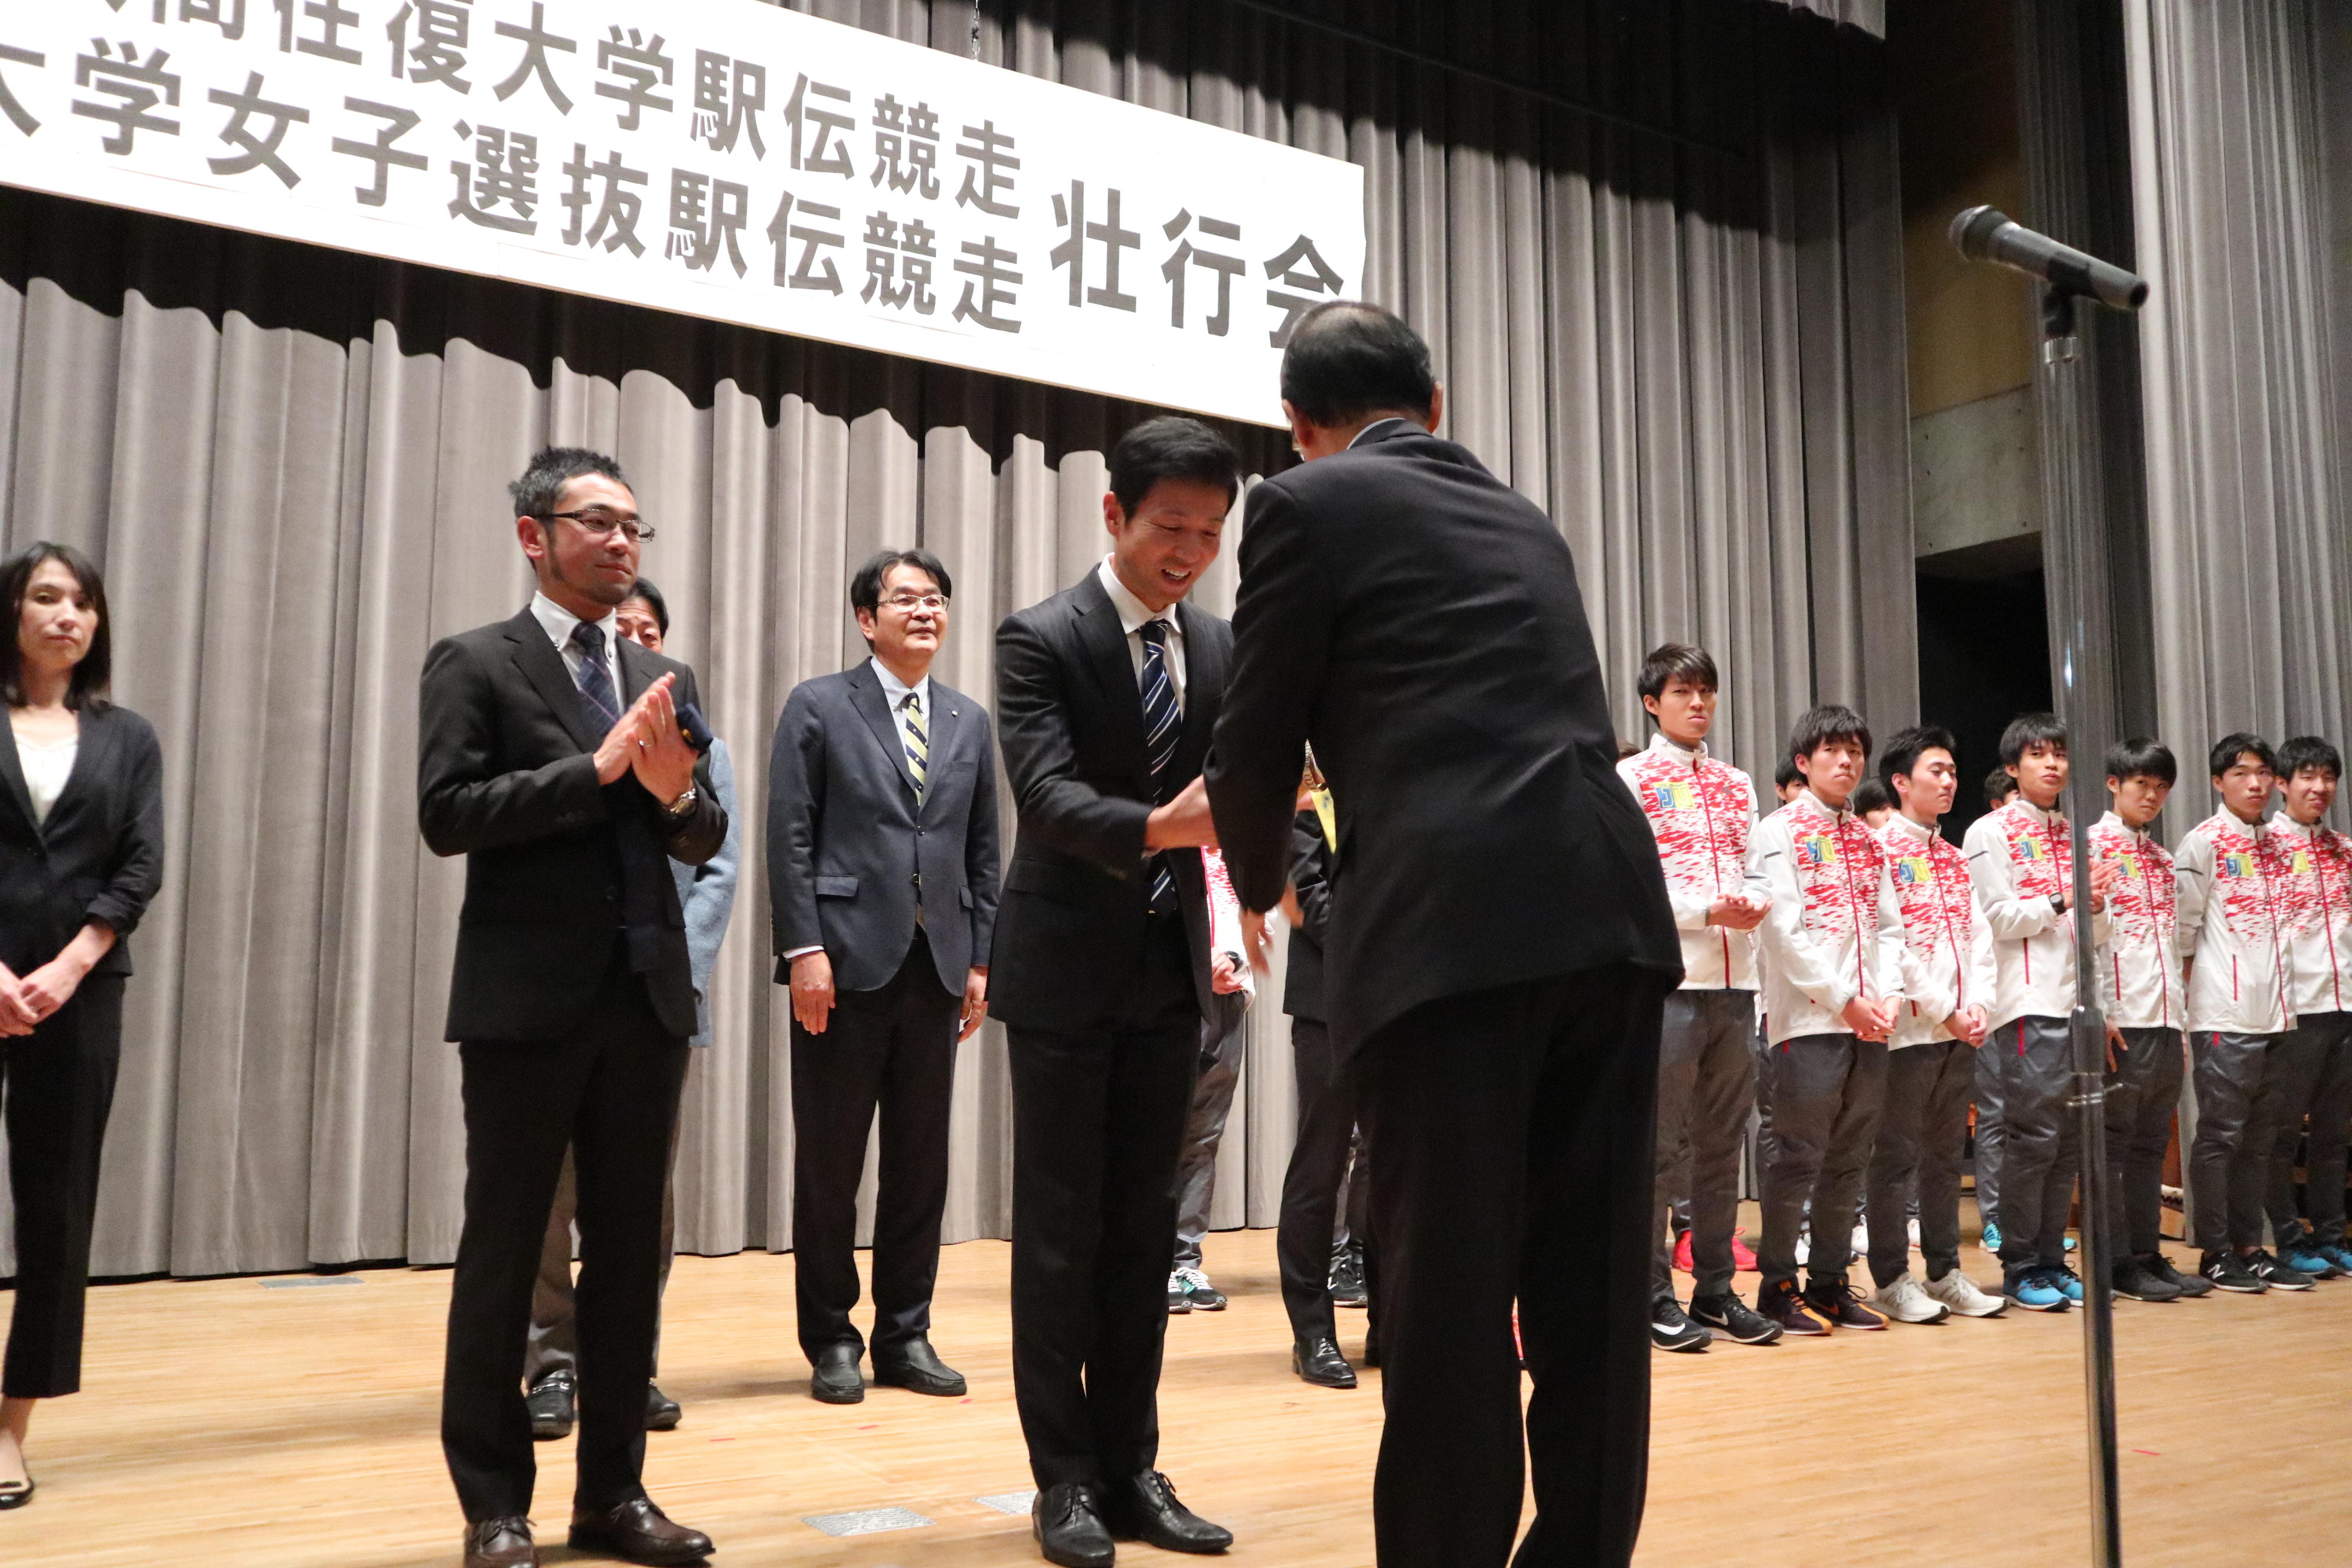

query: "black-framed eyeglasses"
(539, 508), (656, 542)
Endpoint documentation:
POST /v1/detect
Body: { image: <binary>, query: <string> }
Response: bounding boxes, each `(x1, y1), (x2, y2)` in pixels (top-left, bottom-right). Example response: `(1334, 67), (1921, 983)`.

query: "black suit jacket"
(1208, 421), (1679, 1053)
(1283, 809), (1330, 1024)
(419, 607), (727, 1043)
(0, 704), (164, 979)
(988, 570), (1234, 1033)
(766, 662), (1002, 995)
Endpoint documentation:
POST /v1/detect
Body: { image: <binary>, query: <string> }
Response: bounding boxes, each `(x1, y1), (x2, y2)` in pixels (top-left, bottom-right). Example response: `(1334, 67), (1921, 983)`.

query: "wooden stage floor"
(5, 1216), (2350, 1566)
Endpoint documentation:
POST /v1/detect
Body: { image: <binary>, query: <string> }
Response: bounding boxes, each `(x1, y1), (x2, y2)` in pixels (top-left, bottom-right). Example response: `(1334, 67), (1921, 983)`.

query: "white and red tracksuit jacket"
(1201, 847), (1253, 998)
(2174, 810), (2295, 1036)
(1617, 734), (1761, 990)
(2089, 812), (2184, 1032)
(1963, 799), (2106, 1030)
(1745, 790), (1903, 1046)
(1874, 813), (1995, 1048)
(2268, 815), (2352, 1020)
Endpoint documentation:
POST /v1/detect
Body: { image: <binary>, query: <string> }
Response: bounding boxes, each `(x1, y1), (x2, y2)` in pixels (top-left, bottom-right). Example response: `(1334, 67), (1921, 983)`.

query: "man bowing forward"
(1208, 306), (1680, 1568)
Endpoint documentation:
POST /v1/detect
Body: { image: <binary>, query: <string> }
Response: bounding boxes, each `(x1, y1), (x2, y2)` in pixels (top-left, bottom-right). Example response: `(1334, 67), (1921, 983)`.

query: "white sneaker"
(1922, 1267), (2007, 1317)
(1851, 1223), (1870, 1257)
(1794, 1226), (1810, 1266)
(1868, 1271), (1951, 1324)
(1907, 1216), (1922, 1247)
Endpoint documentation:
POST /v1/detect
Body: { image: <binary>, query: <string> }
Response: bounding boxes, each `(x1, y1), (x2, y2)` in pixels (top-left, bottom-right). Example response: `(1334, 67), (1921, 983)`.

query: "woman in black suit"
(0, 543), (163, 1510)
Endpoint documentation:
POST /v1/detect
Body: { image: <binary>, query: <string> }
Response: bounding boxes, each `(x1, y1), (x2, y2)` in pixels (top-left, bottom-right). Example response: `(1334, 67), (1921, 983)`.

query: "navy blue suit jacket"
(766, 661), (1001, 996)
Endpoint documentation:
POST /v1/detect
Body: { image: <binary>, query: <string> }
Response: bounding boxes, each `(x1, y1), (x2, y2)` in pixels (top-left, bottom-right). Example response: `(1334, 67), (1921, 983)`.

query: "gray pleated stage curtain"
(2123, 0), (2352, 805)
(0, 0), (1912, 1279)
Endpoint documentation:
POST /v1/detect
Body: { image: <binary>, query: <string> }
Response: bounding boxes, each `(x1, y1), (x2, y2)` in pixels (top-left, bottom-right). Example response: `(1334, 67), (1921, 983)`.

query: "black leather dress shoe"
(0, 1468), (34, 1512)
(1100, 1471), (1232, 1554)
(567, 1497), (713, 1566)
(462, 1515), (535, 1568)
(1032, 1482), (1115, 1568)
(811, 1342), (865, 1404)
(873, 1336), (968, 1397)
(526, 1368), (576, 1440)
(645, 1383), (682, 1430)
(1292, 1334), (1358, 1389)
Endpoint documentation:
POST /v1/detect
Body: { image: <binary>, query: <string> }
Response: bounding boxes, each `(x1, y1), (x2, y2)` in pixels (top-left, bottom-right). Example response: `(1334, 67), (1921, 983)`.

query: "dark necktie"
(1139, 619), (1180, 916)
(570, 620), (622, 733)
(901, 690), (929, 802)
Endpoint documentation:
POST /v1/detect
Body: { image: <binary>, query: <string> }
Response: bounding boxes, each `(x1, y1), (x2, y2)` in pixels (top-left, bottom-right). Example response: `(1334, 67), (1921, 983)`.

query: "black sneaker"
(1650, 1295), (1712, 1352)
(2248, 1249), (2317, 1291)
(2200, 1250), (2266, 1293)
(1758, 1277), (1834, 1336)
(1327, 1246), (1368, 1308)
(1689, 1290), (1785, 1345)
(2111, 1257), (2182, 1302)
(2138, 1251), (2213, 1298)
(525, 1368), (575, 1440)
(1803, 1275), (1888, 1329)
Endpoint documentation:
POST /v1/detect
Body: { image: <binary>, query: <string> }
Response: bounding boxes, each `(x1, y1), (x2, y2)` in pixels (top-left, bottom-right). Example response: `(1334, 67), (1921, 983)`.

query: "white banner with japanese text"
(0, 0), (1366, 427)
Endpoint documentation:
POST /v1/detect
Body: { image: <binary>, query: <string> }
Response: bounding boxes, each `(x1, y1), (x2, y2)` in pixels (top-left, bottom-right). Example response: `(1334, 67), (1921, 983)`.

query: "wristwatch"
(661, 785), (698, 819)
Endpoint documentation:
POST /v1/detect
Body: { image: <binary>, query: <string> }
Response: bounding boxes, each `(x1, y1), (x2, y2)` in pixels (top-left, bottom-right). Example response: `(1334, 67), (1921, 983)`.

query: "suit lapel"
(1072, 573), (1151, 788)
(42, 707), (108, 828)
(847, 662), (922, 801)
(502, 609), (606, 756)
(1171, 601), (1223, 782)
(0, 716), (36, 836)
(922, 688), (962, 819)
(618, 636), (652, 705)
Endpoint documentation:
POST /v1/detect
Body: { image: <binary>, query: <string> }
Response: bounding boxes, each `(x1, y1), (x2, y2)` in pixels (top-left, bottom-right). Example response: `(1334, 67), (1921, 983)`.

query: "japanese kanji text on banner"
(0, 1), (1368, 427)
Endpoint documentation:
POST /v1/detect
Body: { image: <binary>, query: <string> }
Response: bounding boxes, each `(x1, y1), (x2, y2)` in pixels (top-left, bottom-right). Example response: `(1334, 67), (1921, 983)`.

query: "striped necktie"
(901, 689), (927, 802)
(569, 621), (621, 734)
(1139, 619), (1180, 915)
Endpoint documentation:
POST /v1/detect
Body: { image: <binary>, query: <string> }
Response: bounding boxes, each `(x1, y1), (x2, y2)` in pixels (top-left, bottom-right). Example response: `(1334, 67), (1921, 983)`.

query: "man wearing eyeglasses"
(420, 448), (726, 1568)
(767, 548), (1001, 1407)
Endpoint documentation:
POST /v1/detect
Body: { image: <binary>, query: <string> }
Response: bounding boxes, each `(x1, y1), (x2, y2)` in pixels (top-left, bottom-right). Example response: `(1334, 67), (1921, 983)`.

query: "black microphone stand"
(2040, 282), (2123, 1568)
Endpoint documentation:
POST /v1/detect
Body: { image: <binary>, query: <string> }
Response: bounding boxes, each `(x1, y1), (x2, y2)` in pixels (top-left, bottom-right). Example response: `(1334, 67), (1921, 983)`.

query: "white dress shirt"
(1095, 557), (1185, 712)
(870, 655), (934, 765)
(16, 730), (76, 825)
(529, 590), (625, 704)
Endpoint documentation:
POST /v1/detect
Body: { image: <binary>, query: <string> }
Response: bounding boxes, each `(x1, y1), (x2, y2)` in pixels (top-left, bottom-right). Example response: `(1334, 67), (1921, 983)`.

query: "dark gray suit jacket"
(766, 661), (1001, 997)
(988, 570), (1233, 1033)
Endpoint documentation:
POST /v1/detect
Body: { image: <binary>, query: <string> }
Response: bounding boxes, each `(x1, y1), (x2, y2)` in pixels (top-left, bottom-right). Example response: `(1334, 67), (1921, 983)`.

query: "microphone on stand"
(1948, 205), (2148, 312)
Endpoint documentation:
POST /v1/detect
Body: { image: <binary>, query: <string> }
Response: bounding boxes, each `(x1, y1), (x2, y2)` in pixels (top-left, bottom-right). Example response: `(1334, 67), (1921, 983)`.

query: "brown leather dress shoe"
(567, 1496), (713, 1565)
(461, 1515), (535, 1568)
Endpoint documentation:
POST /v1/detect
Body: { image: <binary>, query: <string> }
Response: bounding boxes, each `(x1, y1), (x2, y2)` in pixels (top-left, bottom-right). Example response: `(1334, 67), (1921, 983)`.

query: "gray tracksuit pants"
(1756, 1032), (1887, 1287)
(2262, 1012), (2352, 1249)
(1652, 989), (1758, 1301)
(1866, 1040), (1974, 1288)
(1972, 1034), (2005, 1231)
(1993, 1015), (2077, 1276)
(1172, 1006), (1249, 1271)
(2189, 1030), (2289, 1253)
(2103, 1027), (2184, 1258)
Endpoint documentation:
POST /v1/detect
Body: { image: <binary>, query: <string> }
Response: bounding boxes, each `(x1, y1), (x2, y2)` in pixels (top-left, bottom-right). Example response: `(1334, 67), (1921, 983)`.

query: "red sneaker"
(1672, 1231), (1695, 1274)
(1731, 1232), (1760, 1272)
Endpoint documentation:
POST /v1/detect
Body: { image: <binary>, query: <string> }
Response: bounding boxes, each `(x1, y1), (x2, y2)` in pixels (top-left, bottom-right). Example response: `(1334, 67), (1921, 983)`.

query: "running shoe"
(2003, 1269), (2068, 1311)
(1867, 1271), (1951, 1325)
(1802, 1275), (1889, 1330)
(2199, 1251), (2266, 1293)
(2248, 1250), (2316, 1291)
(1758, 1277), (1832, 1337)
(1650, 1295), (1711, 1353)
(1689, 1290), (1785, 1345)
(1923, 1268), (2006, 1317)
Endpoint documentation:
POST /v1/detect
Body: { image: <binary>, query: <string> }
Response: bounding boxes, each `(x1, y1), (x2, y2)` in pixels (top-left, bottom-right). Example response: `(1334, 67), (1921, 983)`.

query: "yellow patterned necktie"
(901, 690), (928, 801)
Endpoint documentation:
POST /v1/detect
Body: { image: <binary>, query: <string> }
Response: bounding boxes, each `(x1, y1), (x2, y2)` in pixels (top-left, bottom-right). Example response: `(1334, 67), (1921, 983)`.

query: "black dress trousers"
(1276, 1015), (1358, 1345)
(440, 950), (690, 1523)
(1355, 961), (1669, 1568)
(1009, 914), (1201, 1489)
(789, 926), (962, 1362)
(2, 975), (125, 1400)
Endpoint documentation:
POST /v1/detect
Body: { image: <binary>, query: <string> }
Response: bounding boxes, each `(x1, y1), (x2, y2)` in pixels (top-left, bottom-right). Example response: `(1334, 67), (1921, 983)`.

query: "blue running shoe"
(1981, 1220), (2004, 1255)
(2053, 1265), (2086, 1302)
(2004, 1269), (2068, 1311)
(2282, 1245), (2343, 1279)
(2063, 1234), (2078, 1253)
(2320, 1243), (2352, 1276)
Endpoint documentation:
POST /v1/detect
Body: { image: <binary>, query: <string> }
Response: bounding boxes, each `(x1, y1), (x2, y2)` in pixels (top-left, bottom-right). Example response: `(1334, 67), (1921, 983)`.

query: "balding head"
(1278, 301), (1443, 460)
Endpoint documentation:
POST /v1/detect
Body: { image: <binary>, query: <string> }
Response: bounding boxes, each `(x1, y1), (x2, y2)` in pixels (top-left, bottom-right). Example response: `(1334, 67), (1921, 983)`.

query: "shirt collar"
(2008, 796), (2062, 828)
(530, 590), (619, 656)
(1883, 812), (1939, 846)
(2099, 809), (2147, 839)
(1096, 557), (1180, 639)
(868, 655), (931, 710)
(1791, 789), (1849, 828)
(1646, 732), (1708, 765)
(1347, 416), (1421, 449)
(2272, 814), (2322, 840)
